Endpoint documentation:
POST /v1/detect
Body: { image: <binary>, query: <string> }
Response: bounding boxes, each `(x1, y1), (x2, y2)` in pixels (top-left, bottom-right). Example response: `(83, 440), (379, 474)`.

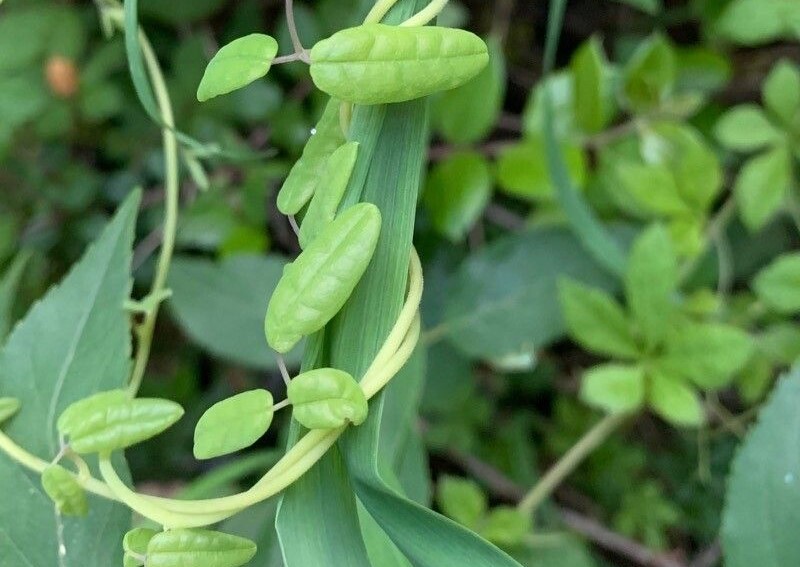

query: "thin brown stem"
(517, 413), (627, 516)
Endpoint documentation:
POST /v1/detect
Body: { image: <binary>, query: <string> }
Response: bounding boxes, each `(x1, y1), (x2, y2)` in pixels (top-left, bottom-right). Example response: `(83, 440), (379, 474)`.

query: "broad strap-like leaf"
(722, 370), (800, 567)
(0, 191), (139, 566)
(331, 82), (524, 567)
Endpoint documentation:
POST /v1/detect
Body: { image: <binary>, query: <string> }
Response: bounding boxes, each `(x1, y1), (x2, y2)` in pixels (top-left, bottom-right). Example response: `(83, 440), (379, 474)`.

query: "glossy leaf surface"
(41, 464), (88, 517)
(310, 24), (489, 105)
(58, 390), (184, 454)
(147, 529), (257, 567)
(287, 368), (368, 429)
(194, 389), (274, 459)
(197, 34), (278, 102)
(265, 203), (382, 353)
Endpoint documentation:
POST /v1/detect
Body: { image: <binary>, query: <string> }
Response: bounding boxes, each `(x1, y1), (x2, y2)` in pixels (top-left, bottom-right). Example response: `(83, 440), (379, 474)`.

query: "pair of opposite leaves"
(54, 370), (367, 463)
(197, 24), (489, 105)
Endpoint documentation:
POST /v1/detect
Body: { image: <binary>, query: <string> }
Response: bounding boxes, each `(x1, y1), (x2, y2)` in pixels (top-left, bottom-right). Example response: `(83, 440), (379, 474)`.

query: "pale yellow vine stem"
(400, 0), (449, 26)
(0, 0), (427, 532)
(364, 0), (401, 24)
(88, 250), (421, 527)
(0, 430), (117, 500)
(133, 253), (423, 520)
(124, 19), (180, 397)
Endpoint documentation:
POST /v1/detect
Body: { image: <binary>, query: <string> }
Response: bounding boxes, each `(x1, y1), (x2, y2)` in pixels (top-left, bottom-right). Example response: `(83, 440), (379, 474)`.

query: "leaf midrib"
(44, 243), (119, 457)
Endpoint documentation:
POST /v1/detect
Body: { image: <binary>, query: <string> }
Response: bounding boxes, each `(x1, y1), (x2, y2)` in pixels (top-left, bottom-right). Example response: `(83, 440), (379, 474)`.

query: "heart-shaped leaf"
(146, 529), (257, 567)
(57, 390), (184, 454)
(41, 463), (88, 516)
(197, 34), (279, 102)
(287, 368), (368, 429)
(0, 397), (20, 425)
(194, 389), (274, 459)
(265, 203), (382, 353)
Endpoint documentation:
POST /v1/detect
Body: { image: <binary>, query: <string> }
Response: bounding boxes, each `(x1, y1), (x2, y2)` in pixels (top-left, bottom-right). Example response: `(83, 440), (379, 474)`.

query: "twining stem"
(127, 25), (180, 397)
(0, 430), (116, 500)
(517, 412), (627, 516)
(400, 0), (449, 26)
(364, 0), (401, 23)
(0, 252), (422, 528)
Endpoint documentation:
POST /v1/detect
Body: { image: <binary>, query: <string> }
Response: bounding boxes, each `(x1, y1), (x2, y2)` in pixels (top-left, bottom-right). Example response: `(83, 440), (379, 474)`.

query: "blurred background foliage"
(1, 0), (799, 565)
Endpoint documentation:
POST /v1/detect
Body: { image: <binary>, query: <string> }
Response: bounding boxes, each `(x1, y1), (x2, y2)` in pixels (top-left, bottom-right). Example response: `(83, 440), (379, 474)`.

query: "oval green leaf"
(265, 202), (382, 353)
(57, 390), (184, 454)
(197, 34), (279, 102)
(193, 389), (274, 460)
(287, 368), (368, 429)
(298, 141), (360, 248)
(310, 24), (489, 105)
(41, 463), (88, 517)
(276, 99), (346, 215)
(0, 397), (20, 425)
(146, 529), (257, 567)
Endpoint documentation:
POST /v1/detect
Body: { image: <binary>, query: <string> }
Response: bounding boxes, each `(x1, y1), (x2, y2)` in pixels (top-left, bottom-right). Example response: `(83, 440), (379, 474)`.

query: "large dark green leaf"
(168, 255), (301, 369)
(722, 370), (800, 567)
(438, 226), (627, 360)
(0, 192), (140, 566)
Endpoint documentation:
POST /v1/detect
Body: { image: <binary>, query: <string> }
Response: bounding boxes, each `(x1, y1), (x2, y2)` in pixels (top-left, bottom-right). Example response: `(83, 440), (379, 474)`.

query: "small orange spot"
(45, 56), (79, 99)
